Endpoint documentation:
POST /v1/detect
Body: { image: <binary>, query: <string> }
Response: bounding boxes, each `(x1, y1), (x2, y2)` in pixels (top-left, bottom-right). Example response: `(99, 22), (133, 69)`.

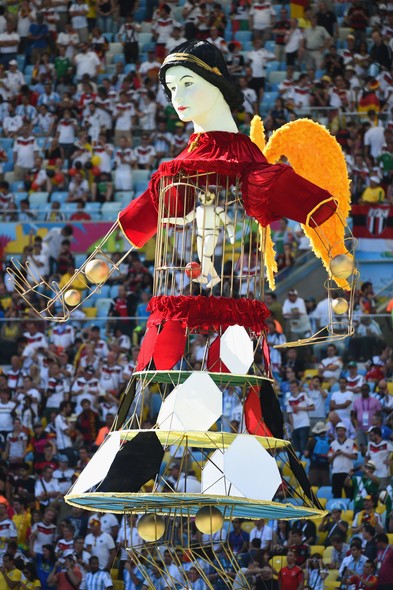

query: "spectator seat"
(339, 28), (352, 41)
(241, 521), (254, 533)
(234, 31), (252, 43)
(51, 191), (68, 205)
(96, 297), (113, 317)
(112, 581), (124, 590)
(10, 180), (25, 192)
(140, 22), (153, 33)
(97, 284), (111, 298)
(101, 202), (123, 220)
(108, 42), (123, 55)
(316, 487), (333, 500)
(269, 555), (286, 576)
(134, 7), (146, 21)
(326, 498), (350, 511)
(132, 169), (150, 186)
(138, 32), (152, 48)
(265, 40), (276, 53)
(110, 285), (119, 298)
(124, 64), (136, 74)
(113, 54), (125, 64)
(14, 192), (29, 207)
(322, 547), (334, 562)
(0, 138), (13, 151)
(62, 203), (78, 217)
(265, 61), (280, 75)
(309, 545), (325, 556)
(29, 192), (49, 208)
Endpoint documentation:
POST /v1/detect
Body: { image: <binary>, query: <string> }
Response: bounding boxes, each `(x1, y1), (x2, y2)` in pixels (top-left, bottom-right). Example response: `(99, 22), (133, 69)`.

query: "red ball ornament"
(68, 168), (77, 176)
(54, 172), (64, 185)
(185, 261), (201, 278)
(92, 166), (101, 176)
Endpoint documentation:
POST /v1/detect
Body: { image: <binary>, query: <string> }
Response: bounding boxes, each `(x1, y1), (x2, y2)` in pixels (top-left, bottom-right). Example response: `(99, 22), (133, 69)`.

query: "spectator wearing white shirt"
(286, 379), (315, 454)
(3, 104), (23, 138)
(249, 0), (276, 41)
(26, 241), (49, 285)
(364, 124), (386, 160)
(282, 289), (312, 340)
(85, 521), (116, 571)
(57, 23), (80, 59)
(35, 466), (62, 509)
(328, 422), (357, 499)
(249, 519), (273, 551)
(13, 126), (39, 181)
(338, 539), (368, 579)
(74, 42), (100, 80)
(113, 91), (135, 146)
(318, 344), (343, 385)
(69, 0), (89, 42)
(365, 426), (393, 487)
(0, 22), (20, 68)
(29, 507), (57, 555)
(238, 76), (258, 115)
(6, 60), (24, 96)
(247, 38), (276, 99)
(133, 135), (156, 170)
(54, 401), (74, 463)
(68, 172), (89, 203)
(284, 18), (304, 67)
(345, 361), (365, 395)
(330, 377), (354, 422)
(114, 136), (133, 191)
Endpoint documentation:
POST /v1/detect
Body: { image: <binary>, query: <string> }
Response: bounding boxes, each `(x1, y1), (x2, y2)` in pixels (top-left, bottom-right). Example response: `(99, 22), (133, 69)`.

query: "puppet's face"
(165, 66), (222, 124)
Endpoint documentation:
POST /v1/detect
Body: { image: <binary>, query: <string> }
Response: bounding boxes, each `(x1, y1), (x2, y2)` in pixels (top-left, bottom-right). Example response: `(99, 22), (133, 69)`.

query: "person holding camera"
(305, 553), (328, 590)
(318, 507), (348, 546)
(344, 461), (380, 514)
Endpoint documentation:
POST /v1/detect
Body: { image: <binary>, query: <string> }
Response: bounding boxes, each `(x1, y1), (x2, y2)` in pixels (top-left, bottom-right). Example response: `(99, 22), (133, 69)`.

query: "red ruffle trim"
(146, 295), (270, 334)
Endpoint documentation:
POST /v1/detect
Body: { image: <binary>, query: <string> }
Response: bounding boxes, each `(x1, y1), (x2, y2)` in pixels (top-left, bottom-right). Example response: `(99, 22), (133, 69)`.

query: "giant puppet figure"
(10, 40), (358, 590)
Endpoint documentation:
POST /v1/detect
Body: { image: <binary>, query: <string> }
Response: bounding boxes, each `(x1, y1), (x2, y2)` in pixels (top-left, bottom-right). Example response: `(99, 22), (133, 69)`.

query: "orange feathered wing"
(249, 116), (277, 291)
(263, 119), (352, 289)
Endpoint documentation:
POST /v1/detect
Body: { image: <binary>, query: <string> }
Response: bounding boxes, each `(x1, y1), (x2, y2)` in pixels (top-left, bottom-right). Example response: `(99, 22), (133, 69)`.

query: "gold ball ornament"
(195, 506), (224, 535)
(332, 297), (349, 315)
(137, 514), (165, 542)
(64, 289), (81, 307)
(329, 254), (354, 280)
(85, 259), (110, 284)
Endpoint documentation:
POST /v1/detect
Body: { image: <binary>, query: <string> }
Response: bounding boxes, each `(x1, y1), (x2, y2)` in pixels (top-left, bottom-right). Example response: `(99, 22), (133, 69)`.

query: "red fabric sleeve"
(118, 188), (158, 248)
(243, 163), (337, 228)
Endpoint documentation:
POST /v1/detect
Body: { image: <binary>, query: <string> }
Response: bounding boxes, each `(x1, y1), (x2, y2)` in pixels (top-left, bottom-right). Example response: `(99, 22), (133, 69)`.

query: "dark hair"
(363, 523), (376, 536)
(42, 544), (56, 564)
(159, 40), (244, 111)
(375, 533), (389, 545)
(350, 539), (362, 550)
(369, 426), (382, 437)
(23, 563), (38, 580)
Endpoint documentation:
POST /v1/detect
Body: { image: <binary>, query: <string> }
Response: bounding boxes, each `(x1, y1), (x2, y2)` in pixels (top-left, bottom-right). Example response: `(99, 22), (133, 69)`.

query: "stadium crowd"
(0, 0), (392, 589)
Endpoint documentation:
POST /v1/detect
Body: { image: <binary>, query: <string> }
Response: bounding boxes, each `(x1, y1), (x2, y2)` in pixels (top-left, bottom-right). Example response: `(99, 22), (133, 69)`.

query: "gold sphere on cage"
(195, 506), (224, 535)
(64, 289), (81, 307)
(332, 297), (349, 314)
(137, 514), (165, 542)
(329, 254), (354, 280)
(85, 259), (110, 284)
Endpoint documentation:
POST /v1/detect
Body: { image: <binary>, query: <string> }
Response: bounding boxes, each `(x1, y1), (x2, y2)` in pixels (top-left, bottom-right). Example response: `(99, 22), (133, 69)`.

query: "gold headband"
(162, 53), (222, 77)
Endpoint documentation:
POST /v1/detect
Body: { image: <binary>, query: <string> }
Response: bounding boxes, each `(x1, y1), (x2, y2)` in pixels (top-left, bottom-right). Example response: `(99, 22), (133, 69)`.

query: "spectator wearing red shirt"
(279, 549), (304, 590)
(289, 528), (310, 568)
(375, 533), (393, 590)
(348, 560), (378, 590)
